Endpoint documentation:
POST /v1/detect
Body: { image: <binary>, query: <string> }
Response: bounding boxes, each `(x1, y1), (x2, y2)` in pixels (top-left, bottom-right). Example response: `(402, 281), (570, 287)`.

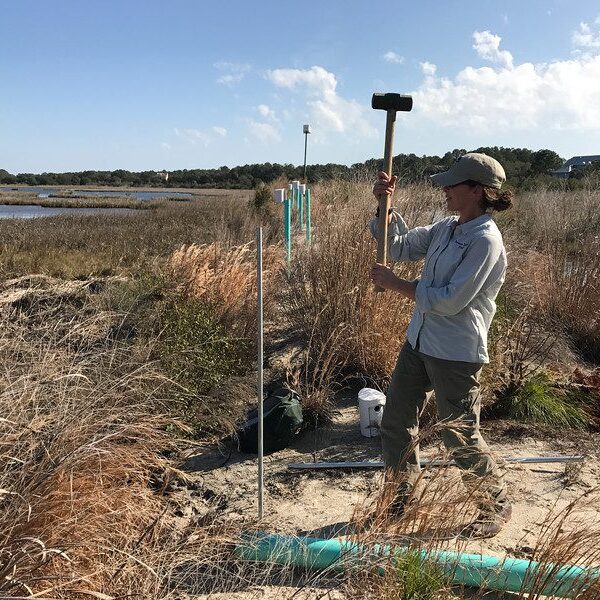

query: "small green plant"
(493, 371), (590, 428)
(248, 184), (276, 222)
(393, 551), (447, 599)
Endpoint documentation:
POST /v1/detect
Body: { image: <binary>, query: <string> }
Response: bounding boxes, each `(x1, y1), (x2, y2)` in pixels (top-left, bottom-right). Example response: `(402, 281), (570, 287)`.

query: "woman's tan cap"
(430, 153), (506, 189)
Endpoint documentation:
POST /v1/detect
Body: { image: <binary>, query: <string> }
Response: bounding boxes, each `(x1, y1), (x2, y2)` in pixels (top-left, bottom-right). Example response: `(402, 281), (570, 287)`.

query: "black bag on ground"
(238, 387), (303, 454)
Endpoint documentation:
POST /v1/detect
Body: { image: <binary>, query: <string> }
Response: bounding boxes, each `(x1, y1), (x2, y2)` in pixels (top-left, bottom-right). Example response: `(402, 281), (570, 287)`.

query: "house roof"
(554, 155), (600, 174)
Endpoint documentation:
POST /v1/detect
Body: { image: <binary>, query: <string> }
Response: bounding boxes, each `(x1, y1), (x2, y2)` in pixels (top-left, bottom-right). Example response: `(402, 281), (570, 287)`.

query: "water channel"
(0, 186), (192, 200)
(0, 187), (192, 219)
(0, 205), (139, 219)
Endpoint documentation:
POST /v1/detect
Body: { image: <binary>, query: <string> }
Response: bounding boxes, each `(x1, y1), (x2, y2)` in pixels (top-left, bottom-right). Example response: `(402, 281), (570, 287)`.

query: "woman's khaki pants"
(382, 341), (507, 507)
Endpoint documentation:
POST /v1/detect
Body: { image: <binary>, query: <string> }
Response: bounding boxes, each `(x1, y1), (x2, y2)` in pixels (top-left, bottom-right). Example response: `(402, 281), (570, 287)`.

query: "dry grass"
(285, 181), (440, 387)
(1, 180), (599, 598)
(0, 281), (189, 597)
(501, 187), (600, 363)
(167, 241), (283, 340)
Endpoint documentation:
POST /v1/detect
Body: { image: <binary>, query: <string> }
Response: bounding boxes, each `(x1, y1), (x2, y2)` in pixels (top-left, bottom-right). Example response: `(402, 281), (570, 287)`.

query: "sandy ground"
(178, 394), (600, 599)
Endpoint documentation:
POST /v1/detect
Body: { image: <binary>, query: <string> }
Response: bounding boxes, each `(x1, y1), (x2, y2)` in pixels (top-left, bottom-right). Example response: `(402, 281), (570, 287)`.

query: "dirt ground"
(178, 394), (600, 599)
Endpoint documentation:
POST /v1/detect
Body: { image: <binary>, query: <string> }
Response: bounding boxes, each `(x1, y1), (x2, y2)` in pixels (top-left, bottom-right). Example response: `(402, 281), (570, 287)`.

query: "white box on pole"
(274, 188), (285, 203)
(292, 180), (300, 190)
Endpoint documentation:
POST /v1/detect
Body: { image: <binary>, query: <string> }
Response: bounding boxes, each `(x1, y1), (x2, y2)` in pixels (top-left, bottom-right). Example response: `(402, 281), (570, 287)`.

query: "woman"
(370, 152), (513, 538)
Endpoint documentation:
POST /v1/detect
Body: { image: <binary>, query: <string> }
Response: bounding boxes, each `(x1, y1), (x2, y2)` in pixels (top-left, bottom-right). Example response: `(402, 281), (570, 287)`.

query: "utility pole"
(302, 124), (311, 182)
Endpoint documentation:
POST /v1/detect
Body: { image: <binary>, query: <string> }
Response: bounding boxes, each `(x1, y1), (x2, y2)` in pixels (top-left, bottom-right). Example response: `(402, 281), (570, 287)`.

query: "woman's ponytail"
(481, 186), (513, 212)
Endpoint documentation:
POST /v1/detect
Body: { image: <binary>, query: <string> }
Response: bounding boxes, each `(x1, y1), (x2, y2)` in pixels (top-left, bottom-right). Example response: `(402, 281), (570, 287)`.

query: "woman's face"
(443, 182), (482, 213)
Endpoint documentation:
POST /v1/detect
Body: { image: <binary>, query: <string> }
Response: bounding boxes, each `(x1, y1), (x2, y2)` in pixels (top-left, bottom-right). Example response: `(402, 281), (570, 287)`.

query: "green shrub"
(493, 371), (591, 429)
(248, 184), (278, 224)
(160, 299), (250, 395)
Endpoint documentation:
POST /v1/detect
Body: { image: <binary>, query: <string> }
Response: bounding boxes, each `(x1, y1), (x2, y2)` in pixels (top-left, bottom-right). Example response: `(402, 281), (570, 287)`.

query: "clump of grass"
(0, 287), (188, 597)
(389, 552), (448, 599)
(167, 241), (282, 340)
(493, 370), (591, 428)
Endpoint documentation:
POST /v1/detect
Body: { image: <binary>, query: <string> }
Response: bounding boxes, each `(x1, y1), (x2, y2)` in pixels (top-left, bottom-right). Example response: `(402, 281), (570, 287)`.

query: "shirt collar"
(453, 213), (492, 236)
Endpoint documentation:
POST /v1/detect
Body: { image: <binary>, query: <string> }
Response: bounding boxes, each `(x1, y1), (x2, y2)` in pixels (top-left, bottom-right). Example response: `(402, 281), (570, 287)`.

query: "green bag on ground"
(238, 387), (303, 454)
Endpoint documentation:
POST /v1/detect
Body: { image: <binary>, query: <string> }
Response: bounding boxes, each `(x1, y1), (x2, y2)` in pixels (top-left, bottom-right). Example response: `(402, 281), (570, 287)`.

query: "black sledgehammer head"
(372, 93), (413, 112)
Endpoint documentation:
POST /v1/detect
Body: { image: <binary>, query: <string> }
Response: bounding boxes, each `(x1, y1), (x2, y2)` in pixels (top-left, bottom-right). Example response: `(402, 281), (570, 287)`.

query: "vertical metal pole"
(305, 189), (311, 243)
(303, 132), (308, 182)
(256, 227), (264, 520)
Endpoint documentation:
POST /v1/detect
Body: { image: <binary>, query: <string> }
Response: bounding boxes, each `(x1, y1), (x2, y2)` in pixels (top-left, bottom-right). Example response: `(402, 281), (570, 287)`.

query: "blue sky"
(1, 0), (599, 173)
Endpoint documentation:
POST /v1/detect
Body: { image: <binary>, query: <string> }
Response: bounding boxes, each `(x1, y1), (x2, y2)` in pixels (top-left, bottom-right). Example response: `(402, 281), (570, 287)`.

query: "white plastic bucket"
(358, 388), (386, 438)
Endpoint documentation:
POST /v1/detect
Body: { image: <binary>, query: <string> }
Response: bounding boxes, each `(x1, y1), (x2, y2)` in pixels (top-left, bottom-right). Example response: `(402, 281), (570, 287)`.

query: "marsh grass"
(502, 187), (600, 362)
(285, 181), (439, 388)
(0, 196), (265, 279)
(0, 190), (151, 209)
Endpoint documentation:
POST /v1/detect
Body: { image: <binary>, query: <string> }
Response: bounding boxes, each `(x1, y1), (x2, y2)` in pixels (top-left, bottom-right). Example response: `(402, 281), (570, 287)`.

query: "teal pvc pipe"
(235, 533), (599, 598)
(305, 189), (311, 243)
(283, 198), (291, 265)
(299, 191), (304, 231)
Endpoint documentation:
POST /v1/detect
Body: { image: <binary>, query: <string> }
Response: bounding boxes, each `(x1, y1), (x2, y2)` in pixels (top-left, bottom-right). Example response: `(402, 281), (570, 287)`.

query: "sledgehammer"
(371, 93), (413, 292)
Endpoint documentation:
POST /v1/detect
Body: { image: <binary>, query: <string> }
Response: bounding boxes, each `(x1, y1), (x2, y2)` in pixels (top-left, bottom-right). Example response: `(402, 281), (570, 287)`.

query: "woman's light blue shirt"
(371, 213), (506, 363)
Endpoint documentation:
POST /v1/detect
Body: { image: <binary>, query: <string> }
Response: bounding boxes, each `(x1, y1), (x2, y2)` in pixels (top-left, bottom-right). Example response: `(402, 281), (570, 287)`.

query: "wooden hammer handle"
(375, 110), (396, 293)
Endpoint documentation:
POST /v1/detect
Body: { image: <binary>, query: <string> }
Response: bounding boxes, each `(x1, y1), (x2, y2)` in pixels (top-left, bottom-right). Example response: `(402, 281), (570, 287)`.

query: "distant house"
(552, 155), (600, 178)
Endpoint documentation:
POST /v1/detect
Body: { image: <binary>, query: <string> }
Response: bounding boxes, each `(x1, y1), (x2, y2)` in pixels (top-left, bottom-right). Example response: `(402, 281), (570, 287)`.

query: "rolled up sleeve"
(370, 214), (435, 262)
(415, 236), (502, 316)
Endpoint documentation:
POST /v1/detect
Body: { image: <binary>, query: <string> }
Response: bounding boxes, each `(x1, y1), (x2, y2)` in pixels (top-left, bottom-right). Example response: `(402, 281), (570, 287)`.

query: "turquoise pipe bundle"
(235, 533), (599, 598)
(283, 198), (291, 265)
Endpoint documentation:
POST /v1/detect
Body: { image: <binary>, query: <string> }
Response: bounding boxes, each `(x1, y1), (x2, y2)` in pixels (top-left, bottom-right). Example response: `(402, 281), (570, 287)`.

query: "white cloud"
(174, 126), (226, 146)
(472, 30), (514, 69)
(413, 33), (600, 134)
(265, 66), (377, 139)
(217, 73), (245, 86)
(214, 61), (251, 86)
(421, 62), (437, 77)
(383, 51), (404, 64)
(161, 142), (171, 151)
(257, 104), (276, 119)
(572, 21), (600, 49)
(247, 120), (281, 143)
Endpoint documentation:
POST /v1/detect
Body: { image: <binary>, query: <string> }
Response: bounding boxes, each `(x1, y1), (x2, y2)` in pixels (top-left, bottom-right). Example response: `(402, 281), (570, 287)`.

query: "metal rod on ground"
(287, 456), (585, 471)
(257, 226), (264, 519)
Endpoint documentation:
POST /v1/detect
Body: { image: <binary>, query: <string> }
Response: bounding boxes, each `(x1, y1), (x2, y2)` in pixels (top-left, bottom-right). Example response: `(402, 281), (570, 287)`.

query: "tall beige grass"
(286, 181), (441, 389)
(167, 241), (283, 340)
(502, 187), (600, 362)
(0, 281), (189, 597)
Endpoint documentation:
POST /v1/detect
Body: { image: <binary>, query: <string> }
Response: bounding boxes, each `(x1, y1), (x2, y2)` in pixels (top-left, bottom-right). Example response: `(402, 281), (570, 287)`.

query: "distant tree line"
(1, 147), (596, 190)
